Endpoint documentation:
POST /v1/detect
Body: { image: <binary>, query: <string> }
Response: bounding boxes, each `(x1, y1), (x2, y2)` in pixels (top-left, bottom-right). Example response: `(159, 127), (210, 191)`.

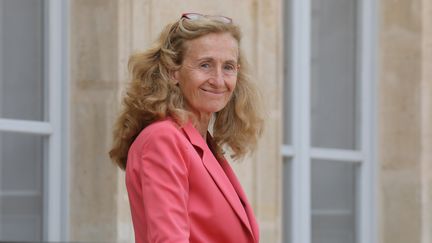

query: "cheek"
(179, 71), (205, 89)
(178, 82), (200, 102)
(228, 78), (237, 92)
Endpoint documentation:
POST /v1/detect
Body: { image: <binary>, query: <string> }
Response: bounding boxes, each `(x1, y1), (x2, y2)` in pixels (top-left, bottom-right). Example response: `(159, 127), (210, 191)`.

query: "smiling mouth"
(200, 88), (226, 95)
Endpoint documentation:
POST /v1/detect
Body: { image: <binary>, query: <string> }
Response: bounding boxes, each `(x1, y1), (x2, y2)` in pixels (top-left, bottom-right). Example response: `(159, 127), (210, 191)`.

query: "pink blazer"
(125, 118), (259, 243)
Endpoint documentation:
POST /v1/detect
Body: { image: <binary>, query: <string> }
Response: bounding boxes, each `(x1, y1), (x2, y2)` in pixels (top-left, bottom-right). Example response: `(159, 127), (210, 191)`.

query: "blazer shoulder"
(131, 119), (188, 152)
(127, 119), (193, 172)
(142, 119), (181, 135)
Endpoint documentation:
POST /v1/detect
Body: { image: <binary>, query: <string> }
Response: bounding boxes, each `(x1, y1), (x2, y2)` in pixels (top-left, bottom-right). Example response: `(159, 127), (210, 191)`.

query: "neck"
(192, 113), (212, 140)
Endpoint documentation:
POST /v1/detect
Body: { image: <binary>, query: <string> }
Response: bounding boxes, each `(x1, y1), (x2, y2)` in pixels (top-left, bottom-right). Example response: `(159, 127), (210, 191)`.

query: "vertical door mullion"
(357, 0), (378, 242)
(0, 0), (3, 164)
(291, 0), (312, 242)
(0, 0), (3, 116)
(44, 0), (63, 240)
(355, 0), (365, 241)
(0, 4), (3, 228)
(0, 1), (4, 238)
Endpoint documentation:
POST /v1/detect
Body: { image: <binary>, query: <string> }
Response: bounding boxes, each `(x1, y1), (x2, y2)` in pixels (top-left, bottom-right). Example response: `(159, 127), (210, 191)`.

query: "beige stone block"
(379, 0), (422, 168)
(116, 170), (134, 243)
(71, 0), (119, 83)
(253, 0), (283, 241)
(379, 58), (421, 170)
(380, 0), (421, 33)
(421, 1), (432, 242)
(231, 156), (255, 204)
(380, 168), (422, 243)
(378, 1), (432, 243)
(259, 221), (279, 243)
(255, 116), (282, 219)
(70, 94), (120, 240)
(70, 0), (121, 240)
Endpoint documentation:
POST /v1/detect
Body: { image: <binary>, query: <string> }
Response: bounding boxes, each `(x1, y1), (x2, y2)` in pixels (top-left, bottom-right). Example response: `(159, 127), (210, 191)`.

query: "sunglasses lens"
(183, 13), (201, 21)
(182, 13), (232, 24)
(210, 16), (232, 24)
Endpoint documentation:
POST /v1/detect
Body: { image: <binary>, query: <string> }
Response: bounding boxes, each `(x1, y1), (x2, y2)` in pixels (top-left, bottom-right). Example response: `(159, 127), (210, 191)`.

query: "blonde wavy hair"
(109, 16), (263, 169)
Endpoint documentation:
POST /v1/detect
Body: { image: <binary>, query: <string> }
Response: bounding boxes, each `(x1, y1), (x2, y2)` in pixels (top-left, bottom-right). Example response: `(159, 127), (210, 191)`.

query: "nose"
(208, 66), (225, 86)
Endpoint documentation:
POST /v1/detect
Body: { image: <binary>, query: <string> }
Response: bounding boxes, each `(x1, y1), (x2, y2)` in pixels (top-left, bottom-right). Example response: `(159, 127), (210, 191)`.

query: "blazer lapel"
(219, 158), (260, 242)
(181, 122), (254, 238)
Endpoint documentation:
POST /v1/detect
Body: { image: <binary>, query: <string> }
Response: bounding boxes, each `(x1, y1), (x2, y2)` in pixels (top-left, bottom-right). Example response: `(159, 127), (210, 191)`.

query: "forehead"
(182, 32), (239, 61)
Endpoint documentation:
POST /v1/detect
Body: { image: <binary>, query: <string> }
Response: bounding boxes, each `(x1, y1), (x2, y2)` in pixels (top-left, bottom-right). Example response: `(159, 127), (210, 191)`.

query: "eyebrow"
(195, 57), (238, 64)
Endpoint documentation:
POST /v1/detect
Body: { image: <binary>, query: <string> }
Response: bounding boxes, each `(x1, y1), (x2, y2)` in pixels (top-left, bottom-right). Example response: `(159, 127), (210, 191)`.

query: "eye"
(199, 63), (211, 69)
(224, 64), (235, 71)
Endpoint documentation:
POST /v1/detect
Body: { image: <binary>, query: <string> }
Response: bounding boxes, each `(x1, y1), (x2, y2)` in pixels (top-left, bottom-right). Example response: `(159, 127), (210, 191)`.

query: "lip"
(200, 88), (226, 95)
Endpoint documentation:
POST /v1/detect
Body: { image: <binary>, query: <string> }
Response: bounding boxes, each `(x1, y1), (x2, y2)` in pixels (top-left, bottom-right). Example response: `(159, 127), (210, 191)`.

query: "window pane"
(0, 0), (45, 121)
(311, 160), (356, 243)
(310, 0), (358, 150)
(0, 132), (44, 241)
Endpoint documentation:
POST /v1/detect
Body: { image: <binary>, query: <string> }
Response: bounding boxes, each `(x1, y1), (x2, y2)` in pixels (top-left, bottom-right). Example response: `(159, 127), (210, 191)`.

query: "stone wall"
(70, 0), (120, 241)
(379, 0), (432, 242)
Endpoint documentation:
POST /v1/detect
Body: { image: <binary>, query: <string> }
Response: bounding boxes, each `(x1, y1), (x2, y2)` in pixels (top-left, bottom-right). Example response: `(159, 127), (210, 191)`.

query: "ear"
(171, 69), (180, 84)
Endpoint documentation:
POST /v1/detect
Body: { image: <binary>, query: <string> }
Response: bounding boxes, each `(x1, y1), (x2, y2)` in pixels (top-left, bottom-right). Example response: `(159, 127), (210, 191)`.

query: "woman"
(109, 13), (263, 243)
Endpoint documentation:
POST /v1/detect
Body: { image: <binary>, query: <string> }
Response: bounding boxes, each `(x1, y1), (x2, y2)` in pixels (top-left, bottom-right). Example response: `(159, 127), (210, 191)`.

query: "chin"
(205, 104), (229, 113)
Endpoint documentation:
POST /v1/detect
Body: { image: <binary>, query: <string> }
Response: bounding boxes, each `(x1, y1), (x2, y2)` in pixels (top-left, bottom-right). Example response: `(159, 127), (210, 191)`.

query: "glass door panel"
(310, 0), (358, 150)
(0, 0), (45, 121)
(0, 0), (46, 241)
(0, 132), (44, 241)
(311, 160), (357, 243)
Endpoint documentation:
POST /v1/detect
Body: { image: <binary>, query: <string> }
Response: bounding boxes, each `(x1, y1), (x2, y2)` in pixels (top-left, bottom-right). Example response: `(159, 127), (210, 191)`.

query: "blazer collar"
(181, 121), (256, 241)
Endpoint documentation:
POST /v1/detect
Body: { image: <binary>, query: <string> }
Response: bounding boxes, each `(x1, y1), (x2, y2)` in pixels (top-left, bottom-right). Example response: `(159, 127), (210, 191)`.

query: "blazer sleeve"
(138, 129), (191, 243)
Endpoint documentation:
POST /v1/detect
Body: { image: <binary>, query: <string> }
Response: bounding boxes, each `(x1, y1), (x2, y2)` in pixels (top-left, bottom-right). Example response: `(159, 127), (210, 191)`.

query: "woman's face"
(174, 32), (239, 118)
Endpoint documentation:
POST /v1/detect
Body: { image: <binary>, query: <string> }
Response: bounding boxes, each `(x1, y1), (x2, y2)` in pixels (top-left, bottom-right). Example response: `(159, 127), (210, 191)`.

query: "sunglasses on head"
(181, 13), (232, 24)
